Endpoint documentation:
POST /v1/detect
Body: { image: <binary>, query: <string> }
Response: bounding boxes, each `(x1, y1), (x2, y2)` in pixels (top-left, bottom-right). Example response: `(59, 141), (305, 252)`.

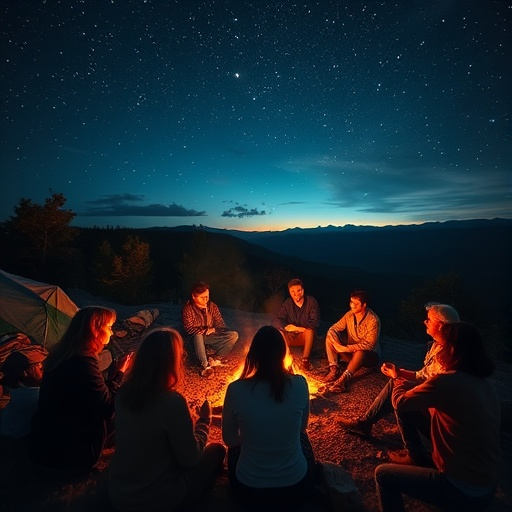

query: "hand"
(380, 362), (397, 379)
(118, 352), (134, 373)
(198, 399), (211, 422)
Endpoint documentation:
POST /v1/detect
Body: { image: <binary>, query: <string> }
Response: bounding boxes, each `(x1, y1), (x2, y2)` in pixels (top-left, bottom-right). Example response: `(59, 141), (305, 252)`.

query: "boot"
(323, 365), (339, 382)
(329, 370), (352, 393)
(338, 417), (372, 436)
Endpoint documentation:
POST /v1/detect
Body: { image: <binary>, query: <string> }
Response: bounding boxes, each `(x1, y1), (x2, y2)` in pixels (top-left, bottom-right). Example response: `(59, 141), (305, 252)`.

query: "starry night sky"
(1, 1), (511, 230)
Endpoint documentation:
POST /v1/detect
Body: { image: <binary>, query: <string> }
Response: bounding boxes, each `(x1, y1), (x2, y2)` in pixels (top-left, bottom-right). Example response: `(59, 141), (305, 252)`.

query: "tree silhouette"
(9, 192), (77, 276)
(94, 235), (153, 304)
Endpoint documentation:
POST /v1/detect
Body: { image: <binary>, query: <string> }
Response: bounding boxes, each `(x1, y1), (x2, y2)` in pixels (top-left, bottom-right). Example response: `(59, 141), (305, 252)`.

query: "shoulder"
(290, 373), (308, 389)
(182, 300), (193, 311)
(367, 309), (380, 321)
(65, 354), (99, 372)
(160, 389), (187, 406)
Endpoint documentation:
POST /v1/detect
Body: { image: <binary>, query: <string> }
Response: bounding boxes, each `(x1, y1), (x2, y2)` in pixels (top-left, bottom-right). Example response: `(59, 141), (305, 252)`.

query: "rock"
(316, 461), (363, 512)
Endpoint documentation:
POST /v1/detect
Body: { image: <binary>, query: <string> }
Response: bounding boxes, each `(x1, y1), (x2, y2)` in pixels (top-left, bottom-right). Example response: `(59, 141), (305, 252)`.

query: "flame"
(212, 347), (322, 411)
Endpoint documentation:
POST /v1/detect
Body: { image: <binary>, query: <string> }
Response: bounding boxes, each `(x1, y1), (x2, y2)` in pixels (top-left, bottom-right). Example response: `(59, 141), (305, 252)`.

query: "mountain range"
(160, 218), (512, 328)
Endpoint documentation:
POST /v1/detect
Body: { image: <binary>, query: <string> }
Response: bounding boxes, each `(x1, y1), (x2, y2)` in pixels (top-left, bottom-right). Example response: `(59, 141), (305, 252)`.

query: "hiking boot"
(329, 374), (348, 393)
(200, 365), (214, 378)
(323, 365), (339, 382)
(338, 418), (372, 437)
(301, 358), (311, 371)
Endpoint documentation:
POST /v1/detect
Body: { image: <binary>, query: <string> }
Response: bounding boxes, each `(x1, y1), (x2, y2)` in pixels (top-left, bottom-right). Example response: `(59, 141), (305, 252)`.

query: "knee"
(374, 463), (396, 485)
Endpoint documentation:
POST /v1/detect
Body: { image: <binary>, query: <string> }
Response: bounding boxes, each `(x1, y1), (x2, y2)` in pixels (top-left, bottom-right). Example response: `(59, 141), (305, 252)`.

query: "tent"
(0, 269), (78, 349)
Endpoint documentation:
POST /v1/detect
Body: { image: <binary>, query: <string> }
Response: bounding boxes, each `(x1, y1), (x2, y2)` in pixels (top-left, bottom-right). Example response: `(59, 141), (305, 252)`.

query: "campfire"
(207, 346), (324, 417)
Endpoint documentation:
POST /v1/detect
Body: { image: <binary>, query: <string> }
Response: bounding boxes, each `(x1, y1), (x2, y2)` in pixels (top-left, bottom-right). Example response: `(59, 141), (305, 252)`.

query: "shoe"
(338, 418), (371, 436)
(200, 365), (214, 378)
(208, 357), (223, 367)
(329, 375), (348, 393)
(388, 449), (433, 467)
(387, 449), (415, 465)
(323, 365), (339, 382)
(301, 358), (311, 371)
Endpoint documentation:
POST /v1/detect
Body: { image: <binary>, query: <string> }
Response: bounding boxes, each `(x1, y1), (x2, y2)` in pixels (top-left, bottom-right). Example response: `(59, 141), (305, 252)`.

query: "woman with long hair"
(29, 306), (131, 477)
(375, 322), (502, 512)
(222, 325), (316, 509)
(108, 327), (225, 512)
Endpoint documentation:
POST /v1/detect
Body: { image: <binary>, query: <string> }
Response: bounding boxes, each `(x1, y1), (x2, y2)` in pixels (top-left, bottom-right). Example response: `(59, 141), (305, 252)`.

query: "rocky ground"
(1, 288), (511, 512)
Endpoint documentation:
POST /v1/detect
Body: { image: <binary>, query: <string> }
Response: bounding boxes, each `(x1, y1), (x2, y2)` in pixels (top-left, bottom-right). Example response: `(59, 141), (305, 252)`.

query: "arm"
(80, 355), (117, 417)
(303, 296), (320, 330)
(299, 376), (310, 432)
(380, 363), (417, 381)
(325, 314), (348, 345)
(273, 299), (291, 330)
(342, 312), (380, 353)
(182, 302), (206, 335)
(210, 302), (227, 330)
(391, 375), (443, 413)
(222, 383), (241, 447)
(166, 393), (209, 468)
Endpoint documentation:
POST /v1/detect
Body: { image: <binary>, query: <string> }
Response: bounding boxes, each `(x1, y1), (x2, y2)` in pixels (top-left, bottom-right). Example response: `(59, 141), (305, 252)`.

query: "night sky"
(1, 1), (511, 231)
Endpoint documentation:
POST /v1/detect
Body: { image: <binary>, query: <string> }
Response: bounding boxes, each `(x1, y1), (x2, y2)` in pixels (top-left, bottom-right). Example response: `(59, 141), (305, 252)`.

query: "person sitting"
(323, 290), (380, 392)
(181, 281), (238, 377)
(375, 322), (501, 512)
(272, 278), (321, 371)
(108, 327), (226, 512)
(338, 303), (460, 467)
(28, 306), (132, 478)
(0, 349), (45, 439)
(222, 325), (316, 511)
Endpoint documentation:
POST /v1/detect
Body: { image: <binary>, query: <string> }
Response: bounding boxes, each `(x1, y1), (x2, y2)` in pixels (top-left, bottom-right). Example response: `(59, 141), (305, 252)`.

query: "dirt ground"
(1, 289), (511, 512)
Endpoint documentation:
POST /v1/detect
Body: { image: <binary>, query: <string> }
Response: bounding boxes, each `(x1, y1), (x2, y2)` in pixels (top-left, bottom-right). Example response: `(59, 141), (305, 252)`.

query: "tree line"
(1, 193), (509, 358)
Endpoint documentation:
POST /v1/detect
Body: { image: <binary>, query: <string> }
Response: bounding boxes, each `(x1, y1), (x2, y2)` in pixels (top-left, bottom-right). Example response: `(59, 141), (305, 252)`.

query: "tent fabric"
(0, 269), (78, 349)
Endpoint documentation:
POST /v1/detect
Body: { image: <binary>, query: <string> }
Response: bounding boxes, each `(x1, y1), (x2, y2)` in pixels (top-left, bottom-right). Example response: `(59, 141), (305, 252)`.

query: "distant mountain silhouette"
(164, 218), (512, 324)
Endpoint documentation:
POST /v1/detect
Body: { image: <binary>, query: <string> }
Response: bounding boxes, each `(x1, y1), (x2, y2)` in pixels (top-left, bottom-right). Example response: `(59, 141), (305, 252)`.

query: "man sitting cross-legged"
(322, 290), (380, 393)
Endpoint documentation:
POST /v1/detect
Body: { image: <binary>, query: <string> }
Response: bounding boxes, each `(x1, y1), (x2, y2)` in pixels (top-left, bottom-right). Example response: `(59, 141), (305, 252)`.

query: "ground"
(1, 289), (511, 512)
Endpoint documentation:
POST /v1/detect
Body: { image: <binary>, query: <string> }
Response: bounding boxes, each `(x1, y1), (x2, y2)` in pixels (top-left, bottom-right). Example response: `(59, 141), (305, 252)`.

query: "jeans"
(375, 463), (496, 512)
(395, 408), (431, 464)
(362, 379), (394, 425)
(191, 330), (238, 366)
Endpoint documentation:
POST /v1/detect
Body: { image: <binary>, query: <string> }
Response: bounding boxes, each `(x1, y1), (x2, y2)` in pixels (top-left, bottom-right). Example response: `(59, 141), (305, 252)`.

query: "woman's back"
(223, 373), (309, 488)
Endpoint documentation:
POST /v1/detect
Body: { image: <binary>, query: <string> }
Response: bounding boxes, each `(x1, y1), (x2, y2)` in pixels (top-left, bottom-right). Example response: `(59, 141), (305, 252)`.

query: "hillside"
(1, 289), (511, 512)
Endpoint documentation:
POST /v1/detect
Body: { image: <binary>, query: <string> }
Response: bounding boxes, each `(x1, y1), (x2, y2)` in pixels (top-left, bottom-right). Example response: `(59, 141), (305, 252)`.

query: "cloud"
(81, 194), (206, 217)
(221, 205), (266, 218)
(281, 155), (512, 221)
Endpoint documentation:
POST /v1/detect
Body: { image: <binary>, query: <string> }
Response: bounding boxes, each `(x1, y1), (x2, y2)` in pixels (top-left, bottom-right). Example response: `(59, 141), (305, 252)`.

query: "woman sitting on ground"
(108, 327), (226, 512)
(29, 306), (132, 477)
(222, 325), (316, 510)
(375, 321), (501, 512)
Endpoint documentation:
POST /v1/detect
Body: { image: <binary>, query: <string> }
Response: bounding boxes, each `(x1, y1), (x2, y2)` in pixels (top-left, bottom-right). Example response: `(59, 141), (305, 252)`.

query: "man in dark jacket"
(273, 278), (320, 371)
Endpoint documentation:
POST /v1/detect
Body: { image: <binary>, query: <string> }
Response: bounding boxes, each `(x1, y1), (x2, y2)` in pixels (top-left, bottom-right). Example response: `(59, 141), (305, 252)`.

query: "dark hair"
(119, 327), (185, 411)
(43, 306), (116, 372)
(438, 322), (494, 378)
(191, 281), (209, 296)
(239, 325), (291, 402)
(288, 278), (303, 289)
(350, 290), (368, 305)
